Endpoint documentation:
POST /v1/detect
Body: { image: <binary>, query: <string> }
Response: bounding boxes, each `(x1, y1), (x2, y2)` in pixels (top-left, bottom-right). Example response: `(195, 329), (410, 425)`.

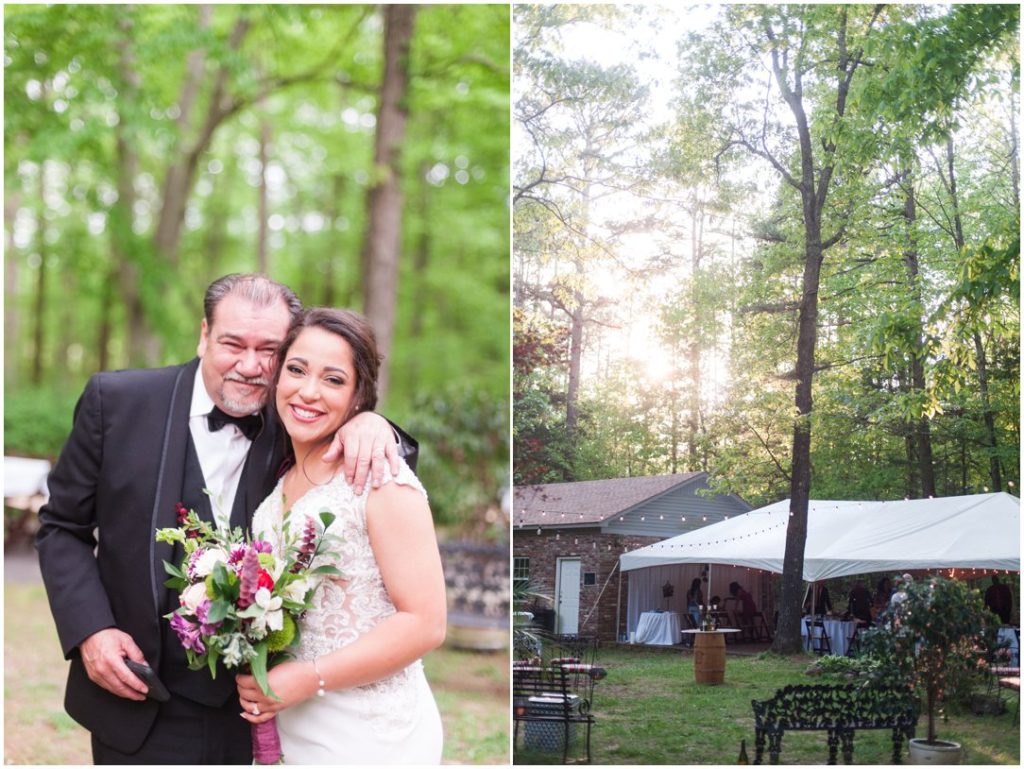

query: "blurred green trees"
(4, 4), (509, 535)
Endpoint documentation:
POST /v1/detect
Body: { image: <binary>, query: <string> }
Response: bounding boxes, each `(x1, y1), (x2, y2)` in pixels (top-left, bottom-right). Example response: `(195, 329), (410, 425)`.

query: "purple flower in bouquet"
(170, 613), (205, 654)
(196, 600), (223, 636)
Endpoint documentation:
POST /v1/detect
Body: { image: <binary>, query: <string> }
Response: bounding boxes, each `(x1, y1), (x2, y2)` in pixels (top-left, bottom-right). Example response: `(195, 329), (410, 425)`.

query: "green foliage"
(3, 387), (81, 459)
(404, 384), (508, 540)
(860, 575), (994, 742)
(4, 5), (509, 542)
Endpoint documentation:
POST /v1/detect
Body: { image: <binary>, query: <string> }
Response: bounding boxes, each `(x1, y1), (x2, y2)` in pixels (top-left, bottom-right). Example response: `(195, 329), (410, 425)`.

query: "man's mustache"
(223, 373), (269, 386)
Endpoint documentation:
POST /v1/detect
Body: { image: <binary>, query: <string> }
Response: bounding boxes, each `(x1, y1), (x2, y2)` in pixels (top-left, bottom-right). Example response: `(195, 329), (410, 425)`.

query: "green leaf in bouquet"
(207, 598), (231, 624)
(211, 560), (232, 589)
(318, 509), (336, 531)
(251, 644), (281, 700)
(163, 560), (186, 579)
(155, 528), (186, 545)
(207, 649), (219, 679)
(309, 564), (343, 577)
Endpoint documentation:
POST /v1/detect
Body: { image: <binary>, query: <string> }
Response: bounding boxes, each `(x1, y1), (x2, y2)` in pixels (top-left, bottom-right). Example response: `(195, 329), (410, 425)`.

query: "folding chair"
(805, 617), (832, 655)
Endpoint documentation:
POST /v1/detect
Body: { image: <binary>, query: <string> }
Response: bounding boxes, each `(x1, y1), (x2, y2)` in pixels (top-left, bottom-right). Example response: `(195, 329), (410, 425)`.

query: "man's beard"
(219, 373), (269, 415)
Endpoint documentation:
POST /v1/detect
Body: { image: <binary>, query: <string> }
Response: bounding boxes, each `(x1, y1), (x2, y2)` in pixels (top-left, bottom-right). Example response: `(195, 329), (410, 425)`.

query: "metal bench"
(513, 664), (595, 763)
(752, 683), (917, 764)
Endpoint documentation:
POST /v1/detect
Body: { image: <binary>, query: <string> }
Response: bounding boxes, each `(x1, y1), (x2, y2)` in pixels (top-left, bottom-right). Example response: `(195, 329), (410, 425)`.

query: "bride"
(235, 308), (446, 764)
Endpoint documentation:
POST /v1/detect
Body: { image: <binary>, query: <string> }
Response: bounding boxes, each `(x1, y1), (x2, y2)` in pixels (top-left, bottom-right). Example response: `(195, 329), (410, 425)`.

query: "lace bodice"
(251, 460), (429, 678)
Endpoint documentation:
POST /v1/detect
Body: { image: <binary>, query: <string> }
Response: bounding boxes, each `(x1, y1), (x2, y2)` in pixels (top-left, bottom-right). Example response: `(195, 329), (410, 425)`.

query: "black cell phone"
(124, 659), (171, 702)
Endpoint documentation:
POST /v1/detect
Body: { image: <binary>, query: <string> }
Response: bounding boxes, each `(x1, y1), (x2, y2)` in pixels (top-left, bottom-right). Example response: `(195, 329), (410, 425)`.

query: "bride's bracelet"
(311, 657), (327, 698)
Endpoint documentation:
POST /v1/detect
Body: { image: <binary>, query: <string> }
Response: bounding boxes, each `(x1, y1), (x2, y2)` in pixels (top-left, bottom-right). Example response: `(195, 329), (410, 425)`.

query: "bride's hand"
(236, 661), (318, 724)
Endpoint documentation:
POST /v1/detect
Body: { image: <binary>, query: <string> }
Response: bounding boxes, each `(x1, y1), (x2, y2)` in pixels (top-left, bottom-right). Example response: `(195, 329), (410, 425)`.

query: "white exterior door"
(555, 557), (582, 635)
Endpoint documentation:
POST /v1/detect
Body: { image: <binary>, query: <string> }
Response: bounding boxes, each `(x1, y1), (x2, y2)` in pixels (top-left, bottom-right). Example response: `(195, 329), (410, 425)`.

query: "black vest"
(159, 434), (252, 706)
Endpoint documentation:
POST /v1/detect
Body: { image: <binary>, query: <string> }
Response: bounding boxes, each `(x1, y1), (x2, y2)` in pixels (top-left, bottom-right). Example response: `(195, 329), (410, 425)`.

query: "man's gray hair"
(203, 273), (303, 326)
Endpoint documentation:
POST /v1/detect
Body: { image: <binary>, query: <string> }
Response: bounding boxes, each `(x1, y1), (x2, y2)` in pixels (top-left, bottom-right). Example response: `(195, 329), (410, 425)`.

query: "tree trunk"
(1010, 70), (1019, 210)
(945, 134), (1001, 491)
(323, 173), (345, 307)
(154, 13), (249, 267)
(257, 114), (270, 273)
(5, 190), (22, 385)
(687, 204), (703, 469)
(974, 330), (1003, 491)
(768, 6), (859, 654)
(362, 4), (416, 402)
(31, 161), (48, 386)
(113, 9), (156, 366)
(565, 300), (584, 444)
(410, 164), (431, 339)
(97, 265), (116, 372)
(900, 162), (936, 497)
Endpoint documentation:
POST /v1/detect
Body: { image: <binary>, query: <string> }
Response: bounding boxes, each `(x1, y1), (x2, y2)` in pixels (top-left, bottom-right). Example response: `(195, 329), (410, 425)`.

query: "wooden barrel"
(693, 631), (726, 685)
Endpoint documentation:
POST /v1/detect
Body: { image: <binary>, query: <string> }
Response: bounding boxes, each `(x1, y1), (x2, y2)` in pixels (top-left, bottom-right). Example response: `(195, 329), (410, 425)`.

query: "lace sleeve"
(377, 457), (428, 501)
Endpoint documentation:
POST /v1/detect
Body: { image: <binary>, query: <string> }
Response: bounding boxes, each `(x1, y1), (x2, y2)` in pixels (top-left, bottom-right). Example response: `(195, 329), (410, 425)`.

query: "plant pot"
(908, 738), (963, 765)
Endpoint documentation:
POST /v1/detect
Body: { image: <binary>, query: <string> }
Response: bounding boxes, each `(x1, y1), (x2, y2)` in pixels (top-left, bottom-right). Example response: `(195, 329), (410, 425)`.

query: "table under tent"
(619, 492), (1020, 645)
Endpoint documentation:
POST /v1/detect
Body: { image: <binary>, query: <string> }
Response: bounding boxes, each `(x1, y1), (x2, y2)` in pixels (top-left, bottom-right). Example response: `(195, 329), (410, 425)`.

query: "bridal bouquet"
(156, 501), (340, 764)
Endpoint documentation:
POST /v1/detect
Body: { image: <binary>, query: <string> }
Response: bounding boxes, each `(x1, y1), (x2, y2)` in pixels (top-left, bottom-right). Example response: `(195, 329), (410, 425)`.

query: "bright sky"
(517, 5), (754, 403)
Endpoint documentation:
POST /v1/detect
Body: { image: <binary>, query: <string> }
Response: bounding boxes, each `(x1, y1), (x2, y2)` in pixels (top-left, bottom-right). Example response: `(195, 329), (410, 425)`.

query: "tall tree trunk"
(113, 9), (155, 366)
(362, 4), (416, 402)
(323, 173), (346, 307)
(1010, 71), (1019, 210)
(900, 162), (936, 497)
(565, 299), (584, 443)
(974, 330), (1003, 491)
(410, 164), (431, 339)
(257, 114), (270, 273)
(687, 204), (703, 469)
(154, 12), (249, 266)
(767, 6), (872, 654)
(5, 190), (22, 385)
(97, 265), (116, 372)
(945, 134), (1001, 491)
(31, 161), (48, 386)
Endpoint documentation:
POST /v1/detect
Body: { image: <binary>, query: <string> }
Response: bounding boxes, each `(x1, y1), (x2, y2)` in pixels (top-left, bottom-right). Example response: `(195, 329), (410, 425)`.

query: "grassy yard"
(5, 579), (509, 765)
(514, 645), (1020, 765)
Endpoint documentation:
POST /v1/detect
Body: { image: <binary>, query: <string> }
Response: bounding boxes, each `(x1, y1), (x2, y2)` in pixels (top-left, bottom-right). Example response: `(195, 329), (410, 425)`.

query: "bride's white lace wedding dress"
(251, 461), (443, 765)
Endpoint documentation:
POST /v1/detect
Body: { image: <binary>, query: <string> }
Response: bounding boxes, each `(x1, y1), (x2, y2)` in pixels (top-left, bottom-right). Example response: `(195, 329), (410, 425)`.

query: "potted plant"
(864, 574), (992, 764)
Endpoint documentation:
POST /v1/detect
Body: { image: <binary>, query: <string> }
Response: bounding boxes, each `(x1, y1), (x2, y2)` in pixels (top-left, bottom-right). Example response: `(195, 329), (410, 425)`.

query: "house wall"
(602, 477), (752, 539)
(513, 527), (662, 644)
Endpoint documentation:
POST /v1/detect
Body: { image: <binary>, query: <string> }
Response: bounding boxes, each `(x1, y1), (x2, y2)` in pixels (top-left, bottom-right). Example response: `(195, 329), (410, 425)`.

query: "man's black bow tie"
(207, 406), (262, 441)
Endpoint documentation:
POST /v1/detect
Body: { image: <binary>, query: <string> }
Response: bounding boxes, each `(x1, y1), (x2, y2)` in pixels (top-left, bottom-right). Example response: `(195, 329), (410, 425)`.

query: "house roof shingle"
(513, 473), (704, 527)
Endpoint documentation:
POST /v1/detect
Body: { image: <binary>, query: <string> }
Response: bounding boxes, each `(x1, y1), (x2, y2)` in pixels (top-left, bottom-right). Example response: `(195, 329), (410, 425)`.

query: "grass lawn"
(5, 579), (509, 765)
(514, 645), (1020, 765)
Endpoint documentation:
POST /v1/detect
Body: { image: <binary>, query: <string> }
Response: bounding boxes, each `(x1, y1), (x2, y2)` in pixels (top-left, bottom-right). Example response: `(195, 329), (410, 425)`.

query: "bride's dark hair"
(269, 307), (382, 472)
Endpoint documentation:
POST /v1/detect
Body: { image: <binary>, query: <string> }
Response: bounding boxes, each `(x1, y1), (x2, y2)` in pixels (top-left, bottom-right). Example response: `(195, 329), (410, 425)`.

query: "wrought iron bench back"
(751, 683), (917, 764)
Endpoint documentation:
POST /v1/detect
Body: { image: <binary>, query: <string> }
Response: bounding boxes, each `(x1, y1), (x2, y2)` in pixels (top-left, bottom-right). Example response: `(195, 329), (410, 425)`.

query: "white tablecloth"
(997, 627), (1019, 667)
(634, 611), (681, 646)
(4, 456), (51, 498)
(800, 616), (856, 657)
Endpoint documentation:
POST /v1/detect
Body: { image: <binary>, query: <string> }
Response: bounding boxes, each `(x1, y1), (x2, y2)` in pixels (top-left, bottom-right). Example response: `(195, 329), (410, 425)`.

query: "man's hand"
(79, 628), (149, 701)
(322, 411), (401, 495)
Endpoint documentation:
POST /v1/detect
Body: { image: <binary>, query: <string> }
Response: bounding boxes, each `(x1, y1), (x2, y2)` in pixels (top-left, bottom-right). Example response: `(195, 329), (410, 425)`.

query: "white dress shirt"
(188, 367), (255, 530)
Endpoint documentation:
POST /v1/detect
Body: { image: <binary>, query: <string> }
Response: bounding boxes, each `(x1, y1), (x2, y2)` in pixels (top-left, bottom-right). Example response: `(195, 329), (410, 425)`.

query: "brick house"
(513, 473), (754, 644)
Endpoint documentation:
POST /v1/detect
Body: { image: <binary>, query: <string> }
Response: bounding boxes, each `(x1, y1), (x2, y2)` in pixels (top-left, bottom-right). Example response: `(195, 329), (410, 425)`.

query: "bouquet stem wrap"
(252, 717), (283, 764)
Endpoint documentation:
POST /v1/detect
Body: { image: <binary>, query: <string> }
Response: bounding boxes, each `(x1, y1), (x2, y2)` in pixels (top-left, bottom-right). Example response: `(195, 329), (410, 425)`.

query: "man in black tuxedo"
(36, 274), (416, 764)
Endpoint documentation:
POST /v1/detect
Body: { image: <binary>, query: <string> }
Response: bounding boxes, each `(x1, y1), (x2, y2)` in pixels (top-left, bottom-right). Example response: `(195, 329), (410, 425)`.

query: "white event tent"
(620, 492), (1021, 581)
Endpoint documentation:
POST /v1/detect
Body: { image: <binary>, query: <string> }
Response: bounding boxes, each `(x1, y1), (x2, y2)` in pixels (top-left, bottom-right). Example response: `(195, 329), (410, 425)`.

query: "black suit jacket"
(36, 358), (417, 753)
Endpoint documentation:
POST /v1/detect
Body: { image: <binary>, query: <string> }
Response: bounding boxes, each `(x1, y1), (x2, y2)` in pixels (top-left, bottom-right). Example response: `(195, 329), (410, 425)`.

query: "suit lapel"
(148, 359), (198, 619)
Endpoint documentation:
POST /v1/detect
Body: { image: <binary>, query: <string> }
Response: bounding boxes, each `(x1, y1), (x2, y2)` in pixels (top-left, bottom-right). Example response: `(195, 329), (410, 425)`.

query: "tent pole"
(615, 563), (623, 643)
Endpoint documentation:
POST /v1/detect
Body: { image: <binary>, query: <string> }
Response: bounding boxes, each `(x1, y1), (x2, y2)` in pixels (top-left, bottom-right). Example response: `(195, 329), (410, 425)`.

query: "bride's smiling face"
(275, 327), (357, 447)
